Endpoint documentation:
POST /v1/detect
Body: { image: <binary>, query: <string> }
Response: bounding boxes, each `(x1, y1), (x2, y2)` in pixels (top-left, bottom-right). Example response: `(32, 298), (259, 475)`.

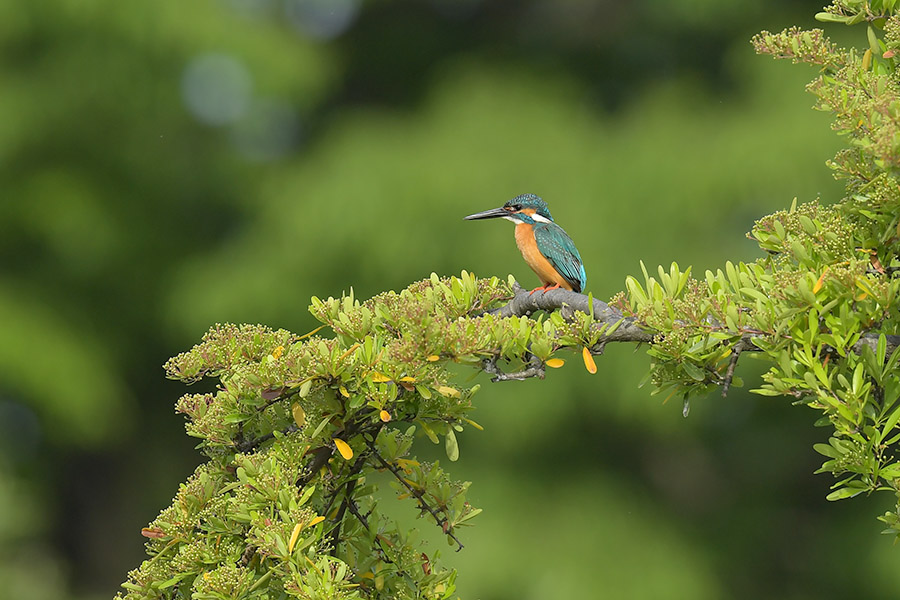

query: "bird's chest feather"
(514, 223), (557, 281)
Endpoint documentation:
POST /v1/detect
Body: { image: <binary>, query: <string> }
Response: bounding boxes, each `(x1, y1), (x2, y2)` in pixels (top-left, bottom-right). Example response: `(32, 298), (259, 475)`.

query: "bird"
(464, 193), (586, 294)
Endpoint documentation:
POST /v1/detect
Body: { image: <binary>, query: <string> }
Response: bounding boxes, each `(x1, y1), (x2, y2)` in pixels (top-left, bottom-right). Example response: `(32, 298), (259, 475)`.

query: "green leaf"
(814, 443), (843, 459)
(826, 487), (864, 501)
(815, 11), (850, 23)
(681, 361), (706, 382)
(445, 429), (459, 462)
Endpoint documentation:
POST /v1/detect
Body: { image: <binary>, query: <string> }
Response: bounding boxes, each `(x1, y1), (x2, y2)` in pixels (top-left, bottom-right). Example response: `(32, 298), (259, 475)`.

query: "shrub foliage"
(119, 4), (900, 598)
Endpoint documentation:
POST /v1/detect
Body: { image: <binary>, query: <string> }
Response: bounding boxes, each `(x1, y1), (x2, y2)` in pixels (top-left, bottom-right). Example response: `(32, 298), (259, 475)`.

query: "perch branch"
(490, 283), (654, 343)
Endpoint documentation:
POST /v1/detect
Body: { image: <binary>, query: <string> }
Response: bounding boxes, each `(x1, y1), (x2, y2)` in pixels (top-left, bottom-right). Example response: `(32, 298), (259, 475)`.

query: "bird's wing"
(533, 223), (586, 292)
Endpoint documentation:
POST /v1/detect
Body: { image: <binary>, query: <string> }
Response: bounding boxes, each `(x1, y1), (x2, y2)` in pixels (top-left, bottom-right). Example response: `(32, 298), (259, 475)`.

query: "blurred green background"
(3, 0), (899, 598)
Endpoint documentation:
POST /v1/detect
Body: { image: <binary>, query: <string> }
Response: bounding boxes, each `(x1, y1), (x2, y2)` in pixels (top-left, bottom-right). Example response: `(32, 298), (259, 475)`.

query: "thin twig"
(296, 445), (335, 488)
(324, 453), (368, 557)
(234, 424), (299, 453)
(722, 337), (751, 397)
(368, 442), (464, 551)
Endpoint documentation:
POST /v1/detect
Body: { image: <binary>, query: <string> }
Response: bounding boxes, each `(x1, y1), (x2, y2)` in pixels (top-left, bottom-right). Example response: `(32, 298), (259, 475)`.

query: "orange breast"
(514, 223), (573, 290)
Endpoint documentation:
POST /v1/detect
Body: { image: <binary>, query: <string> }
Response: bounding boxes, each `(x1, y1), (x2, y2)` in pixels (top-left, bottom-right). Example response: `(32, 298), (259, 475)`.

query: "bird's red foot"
(528, 283), (561, 295)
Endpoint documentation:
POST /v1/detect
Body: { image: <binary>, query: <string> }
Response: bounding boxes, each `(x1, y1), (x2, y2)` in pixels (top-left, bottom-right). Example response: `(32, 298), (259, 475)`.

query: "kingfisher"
(465, 193), (586, 293)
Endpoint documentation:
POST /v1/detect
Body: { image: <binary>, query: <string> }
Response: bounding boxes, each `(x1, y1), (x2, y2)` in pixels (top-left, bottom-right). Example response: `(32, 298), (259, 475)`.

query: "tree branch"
(481, 354), (544, 382)
(721, 336), (751, 397)
(492, 283), (900, 362)
(367, 442), (464, 551)
(490, 283), (654, 343)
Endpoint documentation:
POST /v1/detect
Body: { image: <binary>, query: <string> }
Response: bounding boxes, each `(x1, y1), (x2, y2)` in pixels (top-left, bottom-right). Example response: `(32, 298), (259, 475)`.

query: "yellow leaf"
(813, 267), (828, 294)
(288, 523), (302, 553)
(339, 385), (350, 398)
(462, 417), (484, 431)
(291, 403), (306, 428)
(334, 438), (353, 460)
(399, 376), (416, 382)
(582, 347), (597, 374)
(379, 410), (391, 422)
(426, 355), (440, 362)
(360, 572), (375, 580)
(371, 372), (392, 383)
(545, 358), (565, 368)
(436, 385), (460, 398)
(308, 515), (325, 527)
(272, 345), (284, 360)
(375, 575), (385, 591)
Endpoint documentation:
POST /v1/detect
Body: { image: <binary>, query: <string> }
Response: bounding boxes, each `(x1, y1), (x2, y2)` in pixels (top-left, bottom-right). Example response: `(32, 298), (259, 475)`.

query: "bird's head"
(464, 193), (554, 225)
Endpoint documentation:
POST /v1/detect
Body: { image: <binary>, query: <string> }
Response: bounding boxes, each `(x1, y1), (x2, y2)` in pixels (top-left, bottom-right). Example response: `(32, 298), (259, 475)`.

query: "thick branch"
(481, 354), (544, 382)
(491, 284), (654, 344)
(493, 283), (900, 359)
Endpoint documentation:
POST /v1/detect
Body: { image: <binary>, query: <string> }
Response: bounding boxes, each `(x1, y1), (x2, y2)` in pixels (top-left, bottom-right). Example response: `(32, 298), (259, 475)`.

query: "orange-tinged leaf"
(308, 515), (325, 527)
(379, 410), (391, 422)
(436, 385), (460, 398)
(141, 527), (165, 539)
(813, 269), (827, 294)
(339, 385), (350, 398)
(400, 382), (415, 391)
(288, 523), (302, 553)
(582, 347), (597, 374)
(426, 355), (440, 362)
(291, 402), (306, 428)
(396, 458), (420, 470)
(334, 438), (353, 460)
(545, 358), (565, 368)
(371, 372), (392, 383)
(272, 345), (284, 359)
(885, 49), (896, 58)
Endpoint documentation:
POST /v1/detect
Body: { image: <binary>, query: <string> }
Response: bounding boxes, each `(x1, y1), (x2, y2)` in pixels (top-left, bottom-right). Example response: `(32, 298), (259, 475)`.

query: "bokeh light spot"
(181, 53), (252, 126)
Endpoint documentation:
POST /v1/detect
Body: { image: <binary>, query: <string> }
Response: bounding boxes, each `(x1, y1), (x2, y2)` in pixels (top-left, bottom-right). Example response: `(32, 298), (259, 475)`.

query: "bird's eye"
(509, 204), (521, 212)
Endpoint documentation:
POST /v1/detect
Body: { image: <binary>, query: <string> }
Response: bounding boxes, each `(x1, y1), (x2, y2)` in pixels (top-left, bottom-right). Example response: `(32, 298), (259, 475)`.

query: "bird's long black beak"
(464, 207), (508, 220)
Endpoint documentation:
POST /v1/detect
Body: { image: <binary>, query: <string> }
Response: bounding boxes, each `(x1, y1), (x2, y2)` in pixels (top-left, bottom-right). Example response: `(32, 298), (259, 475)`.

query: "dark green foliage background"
(1, 0), (896, 598)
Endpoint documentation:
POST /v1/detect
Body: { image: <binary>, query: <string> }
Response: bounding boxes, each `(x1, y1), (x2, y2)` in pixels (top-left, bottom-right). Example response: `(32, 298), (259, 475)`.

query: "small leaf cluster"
(621, 6), (900, 539)
(118, 271), (603, 599)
